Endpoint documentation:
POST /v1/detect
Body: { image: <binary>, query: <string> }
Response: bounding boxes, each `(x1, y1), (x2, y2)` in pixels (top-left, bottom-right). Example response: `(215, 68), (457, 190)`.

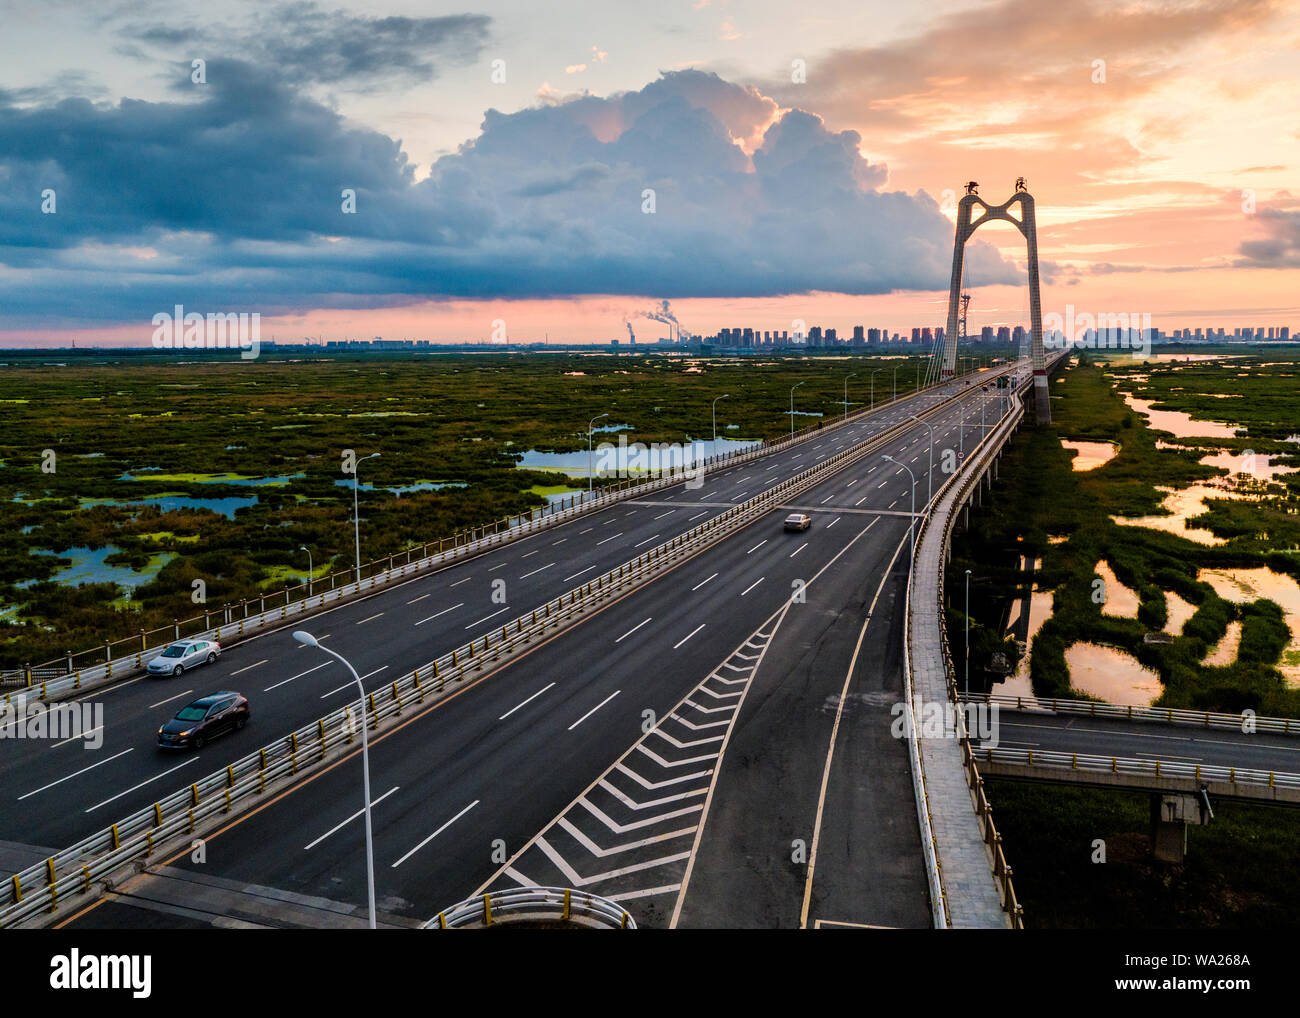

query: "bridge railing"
(965, 693), (1300, 736)
(3, 366), (987, 700)
(424, 887), (634, 929)
(1, 384), (981, 928)
(977, 746), (1300, 792)
(905, 380), (1034, 928)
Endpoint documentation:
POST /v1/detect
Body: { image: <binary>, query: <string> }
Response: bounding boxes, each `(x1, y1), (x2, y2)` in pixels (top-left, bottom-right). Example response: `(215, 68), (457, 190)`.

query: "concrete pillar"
(1150, 794), (1189, 863)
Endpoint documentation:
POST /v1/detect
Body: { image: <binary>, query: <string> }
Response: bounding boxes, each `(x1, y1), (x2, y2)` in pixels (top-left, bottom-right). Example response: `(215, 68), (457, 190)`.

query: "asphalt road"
(54, 377), (1011, 928)
(3, 369), (1014, 852)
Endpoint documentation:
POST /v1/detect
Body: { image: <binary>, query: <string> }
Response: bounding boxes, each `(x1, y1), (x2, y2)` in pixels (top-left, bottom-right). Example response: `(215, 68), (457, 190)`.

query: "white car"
(784, 513), (812, 532)
(147, 639), (221, 677)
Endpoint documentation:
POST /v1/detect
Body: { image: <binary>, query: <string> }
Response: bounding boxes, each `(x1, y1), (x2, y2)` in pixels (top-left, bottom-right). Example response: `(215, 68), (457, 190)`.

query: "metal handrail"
(977, 745), (1300, 791)
(964, 693), (1300, 735)
(424, 886), (634, 929)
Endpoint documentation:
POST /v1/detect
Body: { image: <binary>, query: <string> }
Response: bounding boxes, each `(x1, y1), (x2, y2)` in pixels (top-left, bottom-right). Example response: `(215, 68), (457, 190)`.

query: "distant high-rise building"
(808, 326), (822, 348)
(852, 325), (865, 346)
(911, 327), (921, 344)
(981, 326), (995, 344)
(868, 328), (881, 344)
(996, 326), (1011, 344)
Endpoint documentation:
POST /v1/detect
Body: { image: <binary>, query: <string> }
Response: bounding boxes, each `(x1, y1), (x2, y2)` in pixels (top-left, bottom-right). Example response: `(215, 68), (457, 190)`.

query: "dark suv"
(158, 692), (250, 750)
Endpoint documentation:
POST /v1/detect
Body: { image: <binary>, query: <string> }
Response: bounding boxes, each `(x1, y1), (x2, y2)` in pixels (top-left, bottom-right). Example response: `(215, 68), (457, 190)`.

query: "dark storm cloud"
(0, 67), (1018, 327)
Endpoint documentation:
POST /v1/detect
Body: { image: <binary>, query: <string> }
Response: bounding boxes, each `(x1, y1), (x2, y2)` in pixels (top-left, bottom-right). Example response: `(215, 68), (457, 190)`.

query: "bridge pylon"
(941, 179), (1050, 423)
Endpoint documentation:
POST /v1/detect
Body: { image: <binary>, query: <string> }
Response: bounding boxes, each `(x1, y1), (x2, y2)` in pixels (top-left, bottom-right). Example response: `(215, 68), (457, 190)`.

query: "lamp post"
(587, 413), (609, 494)
(292, 631), (375, 929)
(908, 415), (935, 509)
(789, 381), (805, 440)
(892, 365), (900, 402)
(712, 393), (729, 446)
(965, 570), (972, 697)
(842, 372), (857, 422)
(352, 453), (380, 582)
(300, 545), (313, 597)
(883, 454), (917, 562)
(870, 368), (883, 411)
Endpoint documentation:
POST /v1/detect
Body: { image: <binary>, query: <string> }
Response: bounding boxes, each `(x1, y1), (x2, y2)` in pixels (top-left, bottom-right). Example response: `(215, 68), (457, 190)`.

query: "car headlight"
(178, 730), (191, 737)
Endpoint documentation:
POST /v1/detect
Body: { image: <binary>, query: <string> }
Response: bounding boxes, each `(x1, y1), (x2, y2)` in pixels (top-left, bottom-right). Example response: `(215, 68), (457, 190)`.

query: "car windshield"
(161, 645), (188, 658)
(176, 706), (207, 721)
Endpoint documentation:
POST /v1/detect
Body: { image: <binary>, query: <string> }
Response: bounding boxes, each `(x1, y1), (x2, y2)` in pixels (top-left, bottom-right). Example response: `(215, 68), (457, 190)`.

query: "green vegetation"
(948, 347), (1300, 715)
(0, 348), (941, 667)
(987, 780), (1300, 928)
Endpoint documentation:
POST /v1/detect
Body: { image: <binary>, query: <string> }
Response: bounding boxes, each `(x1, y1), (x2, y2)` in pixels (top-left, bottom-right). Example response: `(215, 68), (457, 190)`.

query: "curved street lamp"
(587, 413), (609, 494)
(789, 382), (805, 440)
(712, 393), (730, 446)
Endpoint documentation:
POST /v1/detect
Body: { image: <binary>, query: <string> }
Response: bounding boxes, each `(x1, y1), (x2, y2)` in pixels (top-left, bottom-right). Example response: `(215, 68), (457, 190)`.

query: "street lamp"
(842, 372), (857, 422)
(908, 415), (935, 509)
(352, 453), (380, 582)
(892, 365), (901, 402)
(293, 631), (375, 929)
(712, 393), (729, 446)
(883, 454), (917, 562)
(965, 570), (972, 697)
(587, 413), (609, 494)
(789, 381), (805, 440)
(300, 545), (313, 597)
(870, 368), (883, 411)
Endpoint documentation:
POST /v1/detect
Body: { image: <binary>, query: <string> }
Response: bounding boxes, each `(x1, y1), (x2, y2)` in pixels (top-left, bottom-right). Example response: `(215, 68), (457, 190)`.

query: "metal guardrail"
(5, 372), (967, 703)
(977, 745), (1300, 792)
(965, 693), (1300, 736)
(902, 369), (1046, 929)
(424, 886), (634, 929)
(2, 381), (978, 929)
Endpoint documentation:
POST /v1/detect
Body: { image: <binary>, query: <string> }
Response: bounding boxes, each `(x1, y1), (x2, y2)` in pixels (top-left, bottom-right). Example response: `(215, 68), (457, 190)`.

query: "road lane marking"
(406, 593), (431, 604)
(487, 562), (508, 572)
(86, 756), (199, 812)
(747, 540), (767, 554)
(449, 577), (472, 588)
(674, 624), (705, 649)
(264, 660), (331, 692)
(740, 577), (765, 596)
(633, 535), (658, 548)
(520, 550), (540, 559)
(319, 666), (388, 698)
(465, 606), (510, 629)
(414, 603), (463, 626)
(819, 495), (834, 505)
(519, 562), (554, 579)
(230, 659), (268, 675)
(615, 618), (653, 643)
(304, 786), (400, 850)
(500, 682), (557, 720)
(827, 517), (841, 528)
(563, 565), (597, 582)
(687, 511), (708, 521)
(148, 689), (194, 710)
(653, 510), (676, 520)
(20, 749), (135, 800)
(579, 527), (594, 534)
(692, 573), (718, 592)
(569, 690), (621, 731)
(789, 542), (808, 558)
(355, 614), (384, 625)
(596, 532), (623, 546)
(392, 800), (479, 868)
(552, 538), (568, 546)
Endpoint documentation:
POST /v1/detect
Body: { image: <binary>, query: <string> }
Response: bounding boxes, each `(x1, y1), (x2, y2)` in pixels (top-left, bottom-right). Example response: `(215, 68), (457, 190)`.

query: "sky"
(1, 0), (1298, 347)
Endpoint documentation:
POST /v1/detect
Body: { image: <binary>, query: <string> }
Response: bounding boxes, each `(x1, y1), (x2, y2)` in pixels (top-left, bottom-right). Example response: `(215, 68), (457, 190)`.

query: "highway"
(49, 375), (1015, 929)
(1, 370), (1014, 854)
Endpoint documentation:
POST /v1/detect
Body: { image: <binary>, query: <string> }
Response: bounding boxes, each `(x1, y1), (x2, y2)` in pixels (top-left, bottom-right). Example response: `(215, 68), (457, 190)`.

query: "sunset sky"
(2, 0), (1298, 346)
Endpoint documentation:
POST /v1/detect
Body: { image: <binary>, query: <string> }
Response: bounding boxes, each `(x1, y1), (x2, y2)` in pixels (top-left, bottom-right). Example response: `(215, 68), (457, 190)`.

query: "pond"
(80, 494), (258, 519)
(1066, 642), (1162, 705)
(17, 546), (176, 592)
(1121, 393), (1240, 440)
(1062, 440), (1118, 471)
(332, 480), (468, 495)
(1111, 485), (1229, 546)
(1198, 567), (1300, 685)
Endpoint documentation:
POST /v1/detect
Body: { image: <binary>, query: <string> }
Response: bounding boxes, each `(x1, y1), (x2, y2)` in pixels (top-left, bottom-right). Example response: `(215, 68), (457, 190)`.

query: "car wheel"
(206, 653), (215, 664)
(193, 734), (205, 750)
(172, 665), (183, 676)
(234, 715), (246, 731)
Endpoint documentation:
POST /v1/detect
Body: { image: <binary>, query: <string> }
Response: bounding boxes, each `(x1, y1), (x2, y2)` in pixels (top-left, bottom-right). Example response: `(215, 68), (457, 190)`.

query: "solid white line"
(747, 539), (767, 554)
(304, 787), (400, 850)
(615, 618), (653, 643)
(674, 624), (705, 650)
(563, 565), (597, 582)
(85, 756), (198, 812)
(569, 690), (621, 731)
(500, 682), (557, 720)
(230, 658), (268, 676)
(264, 660), (331, 692)
(148, 689), (193, 710)
(465, 607), (510, 629)
(519, 562), (554, 579)
(20, 748), (135, 800)
(391, 800), (479, 868)
(414, 602), (463, 626)
(692, 573), (718, 592)
(740, 577), (765, 596)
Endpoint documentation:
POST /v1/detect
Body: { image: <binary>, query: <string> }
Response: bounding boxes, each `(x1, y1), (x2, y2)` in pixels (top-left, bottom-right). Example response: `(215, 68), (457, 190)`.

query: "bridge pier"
(1150, 792), (1209, 863)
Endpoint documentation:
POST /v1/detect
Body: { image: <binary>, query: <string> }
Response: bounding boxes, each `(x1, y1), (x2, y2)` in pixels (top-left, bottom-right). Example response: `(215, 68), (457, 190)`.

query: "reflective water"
(1066, 642), (1162, 705)
(1122, 393), (1240, 439)
(1062, 440), (1118, 470)
(1198, 567), (1300, 684)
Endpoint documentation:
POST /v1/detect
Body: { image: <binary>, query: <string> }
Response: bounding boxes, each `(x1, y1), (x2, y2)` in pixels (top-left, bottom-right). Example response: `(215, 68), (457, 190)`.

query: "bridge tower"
(941, 178), (1049, 423)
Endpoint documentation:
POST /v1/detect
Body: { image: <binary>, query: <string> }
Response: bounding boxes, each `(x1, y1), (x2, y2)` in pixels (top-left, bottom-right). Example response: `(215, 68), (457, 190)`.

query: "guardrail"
(423, 886), (634, 929)
(1, 377), (986, 929)
(3, 366), (996, 699)
(902, 371), (1044, 929)
(976, 745), (1300, 793)
(964, 693), (1300, 736)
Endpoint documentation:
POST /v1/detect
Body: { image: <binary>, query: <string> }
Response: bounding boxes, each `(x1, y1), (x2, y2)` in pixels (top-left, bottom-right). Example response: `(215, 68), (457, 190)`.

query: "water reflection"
(1066, 643), (1162, 705)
